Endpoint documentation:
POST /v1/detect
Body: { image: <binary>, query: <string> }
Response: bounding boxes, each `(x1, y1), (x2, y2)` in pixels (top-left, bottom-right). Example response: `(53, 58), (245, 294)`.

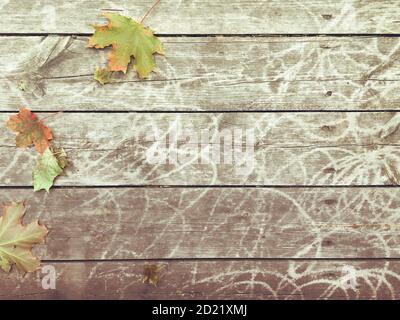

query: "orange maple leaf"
(6, 108), (53, 154)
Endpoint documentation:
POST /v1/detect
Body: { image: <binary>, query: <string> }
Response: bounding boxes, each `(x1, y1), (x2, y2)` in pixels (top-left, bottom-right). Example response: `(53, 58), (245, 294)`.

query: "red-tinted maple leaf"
(6, 108), (53, 154)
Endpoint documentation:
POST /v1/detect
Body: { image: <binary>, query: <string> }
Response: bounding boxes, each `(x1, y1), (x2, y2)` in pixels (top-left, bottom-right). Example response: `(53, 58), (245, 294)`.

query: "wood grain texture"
(3, 36), (400, 111)
(2, 0), (400, 301)
(2, 260), (400, 299)
(1, 112), (400, 186)
(1, 187), (400, 259)
(1, 0), (400, 34)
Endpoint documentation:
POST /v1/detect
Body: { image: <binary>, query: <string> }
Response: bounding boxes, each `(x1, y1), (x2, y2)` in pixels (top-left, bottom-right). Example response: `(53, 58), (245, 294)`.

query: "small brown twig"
(140, 0), (161, 24)
(41, 111), (63, 122)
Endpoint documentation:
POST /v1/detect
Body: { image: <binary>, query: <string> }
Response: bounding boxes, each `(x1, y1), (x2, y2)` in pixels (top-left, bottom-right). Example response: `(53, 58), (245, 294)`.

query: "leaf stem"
(41, 111), (63, 122)
(140, 0), (161, 24)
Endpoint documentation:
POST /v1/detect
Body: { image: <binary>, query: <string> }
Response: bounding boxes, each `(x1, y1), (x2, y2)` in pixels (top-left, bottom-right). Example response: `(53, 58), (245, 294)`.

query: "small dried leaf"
(53, 146), (69, 169)
(94, 67), (114, 85)
(143, 264), (166, 286)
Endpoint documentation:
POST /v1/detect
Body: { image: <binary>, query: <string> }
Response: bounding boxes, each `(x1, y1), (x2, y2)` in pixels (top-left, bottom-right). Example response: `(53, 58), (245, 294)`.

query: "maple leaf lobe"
(88, 13), (164, 78)
(6, 108), (53, 154)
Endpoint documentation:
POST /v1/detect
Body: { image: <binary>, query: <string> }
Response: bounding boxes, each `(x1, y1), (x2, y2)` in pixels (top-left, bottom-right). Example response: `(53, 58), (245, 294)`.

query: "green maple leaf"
(88, 13), (165, 79)
(0, 202), (48, 273)
(33, 147), (68, 192)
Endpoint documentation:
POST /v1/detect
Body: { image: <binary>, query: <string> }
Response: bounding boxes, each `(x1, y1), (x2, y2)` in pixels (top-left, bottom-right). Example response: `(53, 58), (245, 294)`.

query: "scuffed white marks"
(285, 261), (400, 299)
(50, 187), (400, 262)
(320, 2), (357, 33)
(101, 0), (129, 16)
(258, 36), (400, 109)
(380, 114), (400, 139)
(0, 0), (9, 10)
(136, 113), (400, 185)
(292, 0), (396, 33)
(1, 0), (399, 34)
(190, 261), (400, 299)
(108, 187), (400, 280)
(2, 188), (400, 298)
(40, 5), (57, 32)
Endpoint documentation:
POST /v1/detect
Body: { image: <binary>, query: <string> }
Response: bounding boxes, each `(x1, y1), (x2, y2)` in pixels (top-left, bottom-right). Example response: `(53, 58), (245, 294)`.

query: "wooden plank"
(1, 112), (400, 186)
(3, 36), (400, 111)
(2, 187), (400, 259)
(2, 260), (400, 299)
(1, 0), (400, 34)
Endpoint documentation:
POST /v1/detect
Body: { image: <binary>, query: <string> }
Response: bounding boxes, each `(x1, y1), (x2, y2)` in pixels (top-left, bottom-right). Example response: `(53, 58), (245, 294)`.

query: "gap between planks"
(3, 33), (400, 37)
(1, 185), (400, 189)
(41, 258), (400, 263)
(3, 111), (400, 114)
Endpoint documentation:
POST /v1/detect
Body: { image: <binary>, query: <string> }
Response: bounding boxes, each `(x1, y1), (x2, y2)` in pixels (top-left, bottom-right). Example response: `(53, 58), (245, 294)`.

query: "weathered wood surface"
(2, 260), (400, 299)
(1, 112), (400, 186)
(1, 0), (400, 34)
(3, 36), (400, 111)
(2, 0), (400, 301)
(1, 187), (400, 259)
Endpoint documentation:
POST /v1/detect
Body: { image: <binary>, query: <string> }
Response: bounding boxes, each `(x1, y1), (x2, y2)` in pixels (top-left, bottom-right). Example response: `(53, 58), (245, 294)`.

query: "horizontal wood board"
(2, 260), (400, 299)
(1, 1), (400, 34)
(2, 36), (400, 111)
(1, 187), (400, 260)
